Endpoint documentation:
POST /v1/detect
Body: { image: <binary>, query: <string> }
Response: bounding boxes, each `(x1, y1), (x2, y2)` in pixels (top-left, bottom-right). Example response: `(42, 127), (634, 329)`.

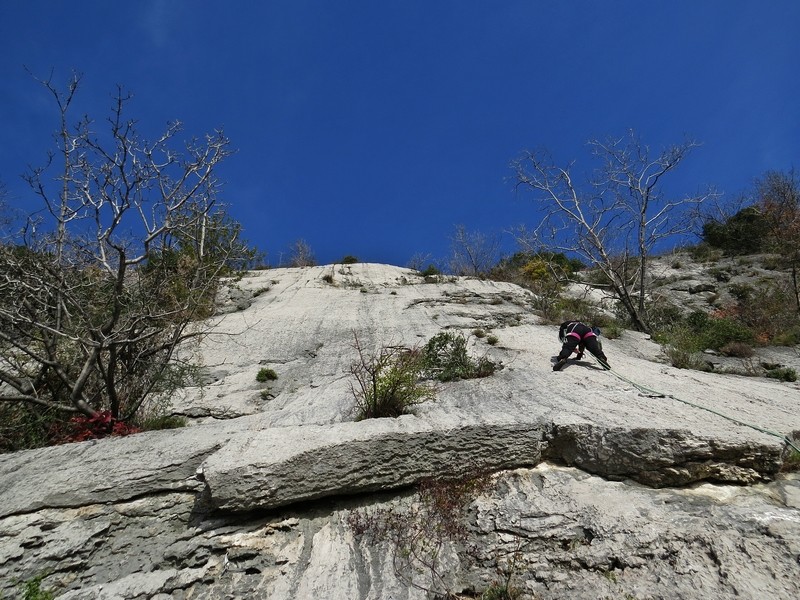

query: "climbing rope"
(592, 355), (800, 455)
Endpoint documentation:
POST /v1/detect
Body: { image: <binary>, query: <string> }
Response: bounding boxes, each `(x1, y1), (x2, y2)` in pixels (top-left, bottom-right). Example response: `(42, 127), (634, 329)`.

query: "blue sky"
(1, 1), (798, 267)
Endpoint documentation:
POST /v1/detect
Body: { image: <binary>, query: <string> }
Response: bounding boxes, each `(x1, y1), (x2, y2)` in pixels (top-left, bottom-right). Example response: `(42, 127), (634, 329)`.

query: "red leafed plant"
(54, 411), (141, 443)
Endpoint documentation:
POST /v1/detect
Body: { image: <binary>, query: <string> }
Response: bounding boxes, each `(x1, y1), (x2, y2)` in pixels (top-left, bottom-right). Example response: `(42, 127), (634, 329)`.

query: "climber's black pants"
(557, 335), (607, 363)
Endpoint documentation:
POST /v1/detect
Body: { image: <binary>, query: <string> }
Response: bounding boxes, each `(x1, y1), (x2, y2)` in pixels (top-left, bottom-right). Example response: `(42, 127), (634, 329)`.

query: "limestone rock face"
(1, 263), (798, 599)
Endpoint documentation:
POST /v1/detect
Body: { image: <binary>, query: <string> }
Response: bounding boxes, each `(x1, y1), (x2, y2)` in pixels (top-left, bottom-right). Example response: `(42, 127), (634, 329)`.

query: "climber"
(552, 320), (610, 371)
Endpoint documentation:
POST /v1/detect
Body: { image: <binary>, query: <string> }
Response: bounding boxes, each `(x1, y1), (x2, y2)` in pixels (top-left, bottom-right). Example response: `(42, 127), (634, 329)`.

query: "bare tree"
(287, 238), (316, 267)
(512, 131), (715, 332)
(448, 224), (500, 277)
(0, 72), (254, 429)
(0, 182), (12, 237)
(756, 169), (800, 311)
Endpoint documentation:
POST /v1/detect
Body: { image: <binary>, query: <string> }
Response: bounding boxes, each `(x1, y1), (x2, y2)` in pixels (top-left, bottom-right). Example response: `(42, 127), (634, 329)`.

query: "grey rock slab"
(202, 414), (546, 512)
(0, 422), (240, 518)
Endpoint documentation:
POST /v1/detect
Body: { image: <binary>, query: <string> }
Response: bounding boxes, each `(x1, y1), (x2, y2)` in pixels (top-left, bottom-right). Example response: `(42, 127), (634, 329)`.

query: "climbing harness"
(591, 354), (800, 455)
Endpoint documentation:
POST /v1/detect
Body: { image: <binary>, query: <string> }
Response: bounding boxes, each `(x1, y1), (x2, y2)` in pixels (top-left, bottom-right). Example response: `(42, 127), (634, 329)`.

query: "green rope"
(594, 356), (800, 455)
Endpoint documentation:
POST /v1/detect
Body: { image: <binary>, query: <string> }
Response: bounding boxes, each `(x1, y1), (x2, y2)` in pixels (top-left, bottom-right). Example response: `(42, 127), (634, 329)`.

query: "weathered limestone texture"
(1, 264), (798, 599)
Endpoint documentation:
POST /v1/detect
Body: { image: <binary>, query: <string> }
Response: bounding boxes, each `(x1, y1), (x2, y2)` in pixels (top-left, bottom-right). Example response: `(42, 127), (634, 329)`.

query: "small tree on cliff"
(756, 169), (800, 312)
(448, 224), (501, 277)
(0, 72), (257, 438)
(512, 131), (714, 332)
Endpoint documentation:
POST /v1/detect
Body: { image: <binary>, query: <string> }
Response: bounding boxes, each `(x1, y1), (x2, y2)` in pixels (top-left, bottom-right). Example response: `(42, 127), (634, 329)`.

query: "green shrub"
(728, 283), (754, 302)
(702, 206), (770, 255)
(686, 310), (708, 332)
(420, 264), (441, 277)
(783, 448), (800, 472)
(421, 331), (497, 381)
(21, 575), (55, 600)
(656, 323), (708, 369)
(764, 367), (797, 382)
(321, 273), (334, 284)
(640, 297), (684, 334)
(0, 404), (62, 453)
(772, 327), (800, 346)
(698, 318), (754, 351)
(340, 255), (359, 264)
(350, 336), (435, 420)
(486, 334), (499, 346)
(663, 345), (713, 371)
(473, 328), (486, 338)
(732, 280), (800, 344)
(256, 367), (278, 382)
(659, 311), (756, 360)
(600, 322), (623, 339)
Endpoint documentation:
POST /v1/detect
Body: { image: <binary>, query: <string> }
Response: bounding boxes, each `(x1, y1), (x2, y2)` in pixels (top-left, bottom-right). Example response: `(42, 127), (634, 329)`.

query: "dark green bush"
(641, 298), (684, 334)
(490, 251), (583, 282)
(340, 255), (359, 264)
(421, 331), (497, 381)
(0, 404), (62, 453)
(256, 367), (278, 382)
(728, 283), (754, 302)
(702, 206), (770, 255)
(765, 367), (797, 382)
(685, 310), (708, 331)
(420, 264), (441, 277)
(664, 312), (754, 352)
(697, 317), (754, 351)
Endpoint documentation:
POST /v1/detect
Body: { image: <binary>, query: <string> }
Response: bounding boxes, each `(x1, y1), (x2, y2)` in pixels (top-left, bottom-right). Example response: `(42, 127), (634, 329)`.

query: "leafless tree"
(756, 169), (800, 311)
(448, 224), (501, 277)
(512, 131), (715, 332)
(287, 238), (316, 267)
(0, 182), (12, 237)
(0, 72), (254, 426)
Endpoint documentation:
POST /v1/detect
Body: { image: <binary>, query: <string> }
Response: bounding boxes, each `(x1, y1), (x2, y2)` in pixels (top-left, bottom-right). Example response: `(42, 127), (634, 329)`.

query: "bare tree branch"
(513, 131), (716, 332)
(0, 74), (258, 443)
